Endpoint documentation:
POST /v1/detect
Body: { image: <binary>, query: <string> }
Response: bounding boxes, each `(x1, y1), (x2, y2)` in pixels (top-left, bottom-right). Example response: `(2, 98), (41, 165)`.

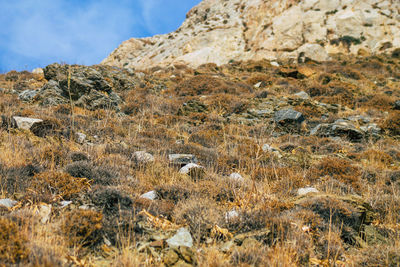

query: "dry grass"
(0, 54), (399, 266)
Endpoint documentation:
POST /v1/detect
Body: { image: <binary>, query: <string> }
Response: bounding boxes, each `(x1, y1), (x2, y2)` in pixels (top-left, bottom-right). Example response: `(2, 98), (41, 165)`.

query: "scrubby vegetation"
(0, 53), (399, 266)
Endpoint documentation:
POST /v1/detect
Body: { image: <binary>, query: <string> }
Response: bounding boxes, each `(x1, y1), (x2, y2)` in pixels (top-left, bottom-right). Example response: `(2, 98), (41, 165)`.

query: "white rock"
(166, 227), (193, 248)
(225, 209), (239, 222)
(254, 82), (262, 88)
(262, 144), (281, 158)
(133, 151), (155, 164)
(75, 132), (86, 144)
(102, 0), (400, 69)
(179, 163), (203, 174)
(270, 61), (280, 67)
(12, 116), (43, 130)
(298, 187), (319, 196)
(169, 154), (197, 165)
(229, 172), (244, 183)
(32, 68), (44, 75)
(294, 91), (310, 99)
(140, 190), (158, 200)
(60, 201), (72, 208)
(297, 43), (330, 62)
(0, 198), (17, 208)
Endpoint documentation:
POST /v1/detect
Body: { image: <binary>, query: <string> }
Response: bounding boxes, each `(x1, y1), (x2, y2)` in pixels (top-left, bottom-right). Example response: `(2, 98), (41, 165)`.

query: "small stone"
(140, 190), (158, 200)
(254, 82), (262, 88)
(60, 201), (72, 208)
(294, 91), (310, 99)
(0, 198), (17, 208)
(12, 116), (43, 130)
(229, 173), (244, 183)
(262, 144), (276, 153)
(225, 209), (239, 222)
(133, 151), (155, 164)
(179, 163), (205, 181)
(104, 236), (112, 246)
(179, 163), (202, 174)
(274, 108), (305, 125)
(394, 100), (400, 110)
(270, 61), (280, 67)
(75, 132), (86, 144)
(166, 227), (193, 248)
(298, 187), (319, 196)
(169, 154), (198, 166)
(18, 89), (37, 101)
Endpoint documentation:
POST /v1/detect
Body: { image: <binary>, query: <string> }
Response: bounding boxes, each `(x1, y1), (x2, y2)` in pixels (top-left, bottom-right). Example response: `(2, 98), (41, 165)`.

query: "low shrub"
(0, 218), (29, 264)
(28, 171), (90, 203)
(61, 210), (103, 248)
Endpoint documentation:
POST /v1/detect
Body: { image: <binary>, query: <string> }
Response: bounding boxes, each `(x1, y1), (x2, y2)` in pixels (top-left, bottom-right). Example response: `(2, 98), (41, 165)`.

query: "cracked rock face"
(102, 0), (400, 69)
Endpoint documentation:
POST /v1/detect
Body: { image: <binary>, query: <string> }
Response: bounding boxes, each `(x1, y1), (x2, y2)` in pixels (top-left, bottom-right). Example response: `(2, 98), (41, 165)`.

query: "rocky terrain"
(0, 51), (399, 266)
(0, 0), (400, 265)
(103, 0), (400, 69)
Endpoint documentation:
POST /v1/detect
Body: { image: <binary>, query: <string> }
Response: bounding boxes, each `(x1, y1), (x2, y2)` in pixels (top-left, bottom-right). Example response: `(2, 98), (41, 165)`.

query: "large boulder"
(36, 63), (137, 110)
(274, 108), (305, 125)
(311, 119), (381, 142)
(12, 116), (43, 130)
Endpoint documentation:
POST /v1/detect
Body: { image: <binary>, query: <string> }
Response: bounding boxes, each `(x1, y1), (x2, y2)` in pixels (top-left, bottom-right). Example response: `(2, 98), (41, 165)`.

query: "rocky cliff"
(102, 0), (400, 69)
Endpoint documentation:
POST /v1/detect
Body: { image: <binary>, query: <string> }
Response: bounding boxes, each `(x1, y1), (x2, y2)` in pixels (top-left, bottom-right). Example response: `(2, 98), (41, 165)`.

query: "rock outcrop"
(102, 0), (400, 69)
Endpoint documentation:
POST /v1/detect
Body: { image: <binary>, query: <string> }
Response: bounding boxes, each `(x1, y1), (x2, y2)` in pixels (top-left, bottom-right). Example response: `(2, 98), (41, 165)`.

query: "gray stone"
(248, 108), (273, 117)
(166, 228), (193, 248)
(18, 89), (37, 101)
(311, 120), (365, 142)
(179, 163), (203, 174)
(140, 190), (158, 200)
(36, 63), (132, 110)
(298, 187), (319, 196)
(179, 163), (205, 181)
(294, 91), (310, 99)
(0, 198), (17, 208)
(133, 151), (155, 164)
(12, 116), (43, 130)
(394, 100), (400, 110)
(347, 115), (371, 124)
(360, 123), (381, 137)
(262, 144), (277, 153)
(169, 154), (198, 165)
(274, 108), (305, 124)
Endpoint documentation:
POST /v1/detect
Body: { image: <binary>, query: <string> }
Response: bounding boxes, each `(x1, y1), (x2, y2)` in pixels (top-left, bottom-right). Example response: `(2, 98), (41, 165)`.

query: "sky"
(0, 0), (202, 72)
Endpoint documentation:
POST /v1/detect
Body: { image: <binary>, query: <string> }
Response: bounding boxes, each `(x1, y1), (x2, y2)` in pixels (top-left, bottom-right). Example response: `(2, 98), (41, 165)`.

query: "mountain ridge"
(102, 0), (400, 69)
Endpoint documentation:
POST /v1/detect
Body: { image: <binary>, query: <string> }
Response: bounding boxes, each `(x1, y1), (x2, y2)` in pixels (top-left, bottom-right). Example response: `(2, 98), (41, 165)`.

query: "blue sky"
(0, 0), (201, 72)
